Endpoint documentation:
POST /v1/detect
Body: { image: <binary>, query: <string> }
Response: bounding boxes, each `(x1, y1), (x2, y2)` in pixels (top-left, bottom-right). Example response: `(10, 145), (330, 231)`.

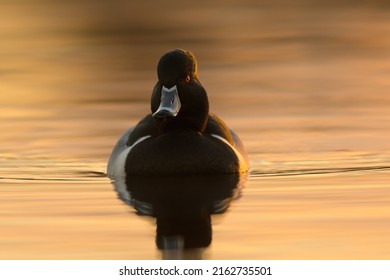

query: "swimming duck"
(107, 49), (249, 177)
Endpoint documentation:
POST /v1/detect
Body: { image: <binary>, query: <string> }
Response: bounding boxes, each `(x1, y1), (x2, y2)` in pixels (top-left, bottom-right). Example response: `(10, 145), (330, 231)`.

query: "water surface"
(1, 0), (390, 259)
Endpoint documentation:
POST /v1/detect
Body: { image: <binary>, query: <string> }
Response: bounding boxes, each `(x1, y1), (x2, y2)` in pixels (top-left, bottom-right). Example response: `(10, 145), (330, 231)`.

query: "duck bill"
(153, 85), (181, 119)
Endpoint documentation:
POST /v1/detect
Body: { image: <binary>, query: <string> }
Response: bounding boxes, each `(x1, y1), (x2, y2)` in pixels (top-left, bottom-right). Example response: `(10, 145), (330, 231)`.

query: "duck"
(107, 49), (249, 177)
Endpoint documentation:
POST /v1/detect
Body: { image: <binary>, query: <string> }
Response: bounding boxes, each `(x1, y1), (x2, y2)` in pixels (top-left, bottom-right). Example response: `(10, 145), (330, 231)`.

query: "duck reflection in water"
(111, 173), (246, 259)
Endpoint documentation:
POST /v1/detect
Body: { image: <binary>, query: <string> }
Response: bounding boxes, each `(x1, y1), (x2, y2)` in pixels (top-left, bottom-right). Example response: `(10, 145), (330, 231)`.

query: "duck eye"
(185, 75), (191, 83)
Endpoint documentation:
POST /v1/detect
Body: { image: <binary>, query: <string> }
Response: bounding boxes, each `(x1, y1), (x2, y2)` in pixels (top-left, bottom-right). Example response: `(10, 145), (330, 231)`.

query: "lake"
(1, 0), (390, 259)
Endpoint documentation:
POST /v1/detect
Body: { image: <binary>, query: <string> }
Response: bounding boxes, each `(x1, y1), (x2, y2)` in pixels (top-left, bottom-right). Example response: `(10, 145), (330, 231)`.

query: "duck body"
(107, 49), (249, 177)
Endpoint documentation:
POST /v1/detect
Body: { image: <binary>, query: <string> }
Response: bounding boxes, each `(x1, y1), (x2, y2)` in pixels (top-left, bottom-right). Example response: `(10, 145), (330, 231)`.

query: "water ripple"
(1, 154), (390, 182)
(251, 165), (390, 178)
(0, 158), (107, 182)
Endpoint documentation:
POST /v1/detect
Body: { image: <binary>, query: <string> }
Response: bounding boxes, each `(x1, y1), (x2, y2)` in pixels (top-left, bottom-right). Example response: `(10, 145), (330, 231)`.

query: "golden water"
(1, 1), (390, 259)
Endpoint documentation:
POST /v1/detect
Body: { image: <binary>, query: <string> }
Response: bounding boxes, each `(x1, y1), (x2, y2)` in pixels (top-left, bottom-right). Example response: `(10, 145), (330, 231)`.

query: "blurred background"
(1, 0), (390, 161)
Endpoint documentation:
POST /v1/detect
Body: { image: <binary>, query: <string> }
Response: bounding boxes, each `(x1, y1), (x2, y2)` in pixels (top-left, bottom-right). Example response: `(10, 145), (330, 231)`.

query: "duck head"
(151, 49), (209, 133)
